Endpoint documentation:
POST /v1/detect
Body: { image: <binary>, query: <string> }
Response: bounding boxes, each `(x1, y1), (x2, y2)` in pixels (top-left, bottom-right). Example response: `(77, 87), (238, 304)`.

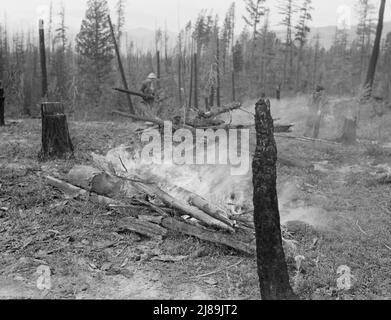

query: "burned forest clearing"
(1, 96), (391, 300)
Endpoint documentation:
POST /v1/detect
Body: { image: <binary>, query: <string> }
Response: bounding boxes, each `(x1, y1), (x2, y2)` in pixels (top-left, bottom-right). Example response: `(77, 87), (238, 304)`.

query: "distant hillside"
(305, 21), (391, 48)
(124, 28), (177, 52)
(68, 21), (391, 51)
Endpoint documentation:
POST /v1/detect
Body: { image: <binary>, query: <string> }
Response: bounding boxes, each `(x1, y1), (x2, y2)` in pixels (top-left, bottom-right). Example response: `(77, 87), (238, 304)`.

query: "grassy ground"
(0, 96), (391, 300)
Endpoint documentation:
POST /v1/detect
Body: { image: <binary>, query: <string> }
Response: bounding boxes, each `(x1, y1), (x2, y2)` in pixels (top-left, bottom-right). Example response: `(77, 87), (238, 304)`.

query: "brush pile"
(46, 163), (257, 255)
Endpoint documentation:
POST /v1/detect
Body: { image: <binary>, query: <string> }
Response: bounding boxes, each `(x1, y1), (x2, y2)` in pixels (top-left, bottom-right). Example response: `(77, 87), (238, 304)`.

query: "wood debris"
(46, 165), (256, 255)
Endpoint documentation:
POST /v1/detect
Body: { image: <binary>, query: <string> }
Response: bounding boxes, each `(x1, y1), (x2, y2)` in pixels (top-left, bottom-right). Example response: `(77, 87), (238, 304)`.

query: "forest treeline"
(0, 0), (390, 119)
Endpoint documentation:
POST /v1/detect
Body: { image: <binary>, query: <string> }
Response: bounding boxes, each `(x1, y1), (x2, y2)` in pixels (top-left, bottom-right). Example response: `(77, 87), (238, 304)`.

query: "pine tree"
(52, 5), (69, 101)
(294, 0), (313, 91)
(116, 0), (126, 49)
(76, 0), (114, 107)
(243, 0), (266, 42)
(278, 0), (298, 89)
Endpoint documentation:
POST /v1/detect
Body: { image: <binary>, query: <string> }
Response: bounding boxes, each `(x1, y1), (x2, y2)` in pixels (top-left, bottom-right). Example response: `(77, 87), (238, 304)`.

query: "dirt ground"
(1, 97), (391, 300)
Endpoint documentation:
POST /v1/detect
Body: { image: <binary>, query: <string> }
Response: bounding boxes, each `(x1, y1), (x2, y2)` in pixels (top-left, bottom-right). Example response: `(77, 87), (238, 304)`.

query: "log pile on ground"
(113, 102), (294, 133)
(46, 165), (256, 255)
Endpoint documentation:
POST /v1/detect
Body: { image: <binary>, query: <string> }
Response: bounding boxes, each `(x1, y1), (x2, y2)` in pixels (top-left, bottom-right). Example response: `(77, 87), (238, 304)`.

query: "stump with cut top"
(39, 102), (74, 160)
(338, 117), (357, 145)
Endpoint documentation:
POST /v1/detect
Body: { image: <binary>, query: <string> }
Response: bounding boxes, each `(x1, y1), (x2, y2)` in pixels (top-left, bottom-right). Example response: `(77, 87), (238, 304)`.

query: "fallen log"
(160, 217), (255, 255)
(229, 215), (255, 229)
(67, 165), (235, 233)
(67, 165), (125, 198)
(112, 110), (196, 132)
(198, 123), (293, 132)
(120, 216), (168, 240)
(46, 176), (122, 206)
(278, 155), (314, 169)
(198, 102), (242, 119)
(132, 180), (235, 233)
(113, 87), (153, 101)
(186, 195), (234, 228)
(275, 134), (340, 145)
(160, 181), (234, 228)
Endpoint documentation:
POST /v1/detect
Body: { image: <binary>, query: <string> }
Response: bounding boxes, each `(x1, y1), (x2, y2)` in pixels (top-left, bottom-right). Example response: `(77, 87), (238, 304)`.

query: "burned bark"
(120, 216), (168, 240)
(108, 15), (135, 114)
(160, 217), (255, 255)
(252, 98), (297, 300)
(365, 0), (386, 95)
(39, 103), (73, 160)
(39, 20), (48, 99)
(0, 81), (4, 126)
(193, 53), (199, 109)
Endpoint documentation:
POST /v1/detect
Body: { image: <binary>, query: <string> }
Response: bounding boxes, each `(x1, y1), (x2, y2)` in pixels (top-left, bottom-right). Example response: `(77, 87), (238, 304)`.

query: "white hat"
(147, 73), (157, 80)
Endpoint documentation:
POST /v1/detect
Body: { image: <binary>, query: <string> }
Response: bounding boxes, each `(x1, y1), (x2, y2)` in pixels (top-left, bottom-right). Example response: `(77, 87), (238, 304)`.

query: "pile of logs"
(46, 165), (256, 255)
(112, 100), (294, 133)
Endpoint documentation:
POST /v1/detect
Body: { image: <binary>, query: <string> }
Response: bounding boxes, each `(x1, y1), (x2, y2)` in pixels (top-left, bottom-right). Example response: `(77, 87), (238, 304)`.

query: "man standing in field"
(304, 85), (328, 138)
(140, 73), (160, 117)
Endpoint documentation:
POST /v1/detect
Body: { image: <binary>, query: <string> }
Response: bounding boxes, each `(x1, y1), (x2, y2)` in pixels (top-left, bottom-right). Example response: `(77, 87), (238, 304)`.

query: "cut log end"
(39, 103), (74, 161)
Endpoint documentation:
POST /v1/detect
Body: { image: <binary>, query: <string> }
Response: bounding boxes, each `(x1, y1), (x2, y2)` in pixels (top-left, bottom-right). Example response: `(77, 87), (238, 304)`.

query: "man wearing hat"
(304, 85), (328, 138)
(140, 73), (159, 117)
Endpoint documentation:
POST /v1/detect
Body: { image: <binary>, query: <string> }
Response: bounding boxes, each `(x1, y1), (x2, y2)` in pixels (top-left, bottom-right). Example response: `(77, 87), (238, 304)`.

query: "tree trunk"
(0, 81), (4, 126)
(338, 117), (357, 145)
(108, 15), (135, 114)
(216, 36), (221, 108)
(232, 71), (236, 101)
(194, 53), (199, 109)
(39, 20), (48, 100)
(156, 50), (161, 80)
(39, 103), (73, 160)
(276, 84), (281, 101)
(364, 0), (386, 94)
(252, 98), (297, 300)
(209, 86), (215, 108)
(178, 55), (183, 107)
(189, 54), (194, 108)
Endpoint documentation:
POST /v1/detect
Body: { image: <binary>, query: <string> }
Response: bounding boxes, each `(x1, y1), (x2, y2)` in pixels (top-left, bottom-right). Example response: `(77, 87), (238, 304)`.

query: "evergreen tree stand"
(39, 102), (74, 161)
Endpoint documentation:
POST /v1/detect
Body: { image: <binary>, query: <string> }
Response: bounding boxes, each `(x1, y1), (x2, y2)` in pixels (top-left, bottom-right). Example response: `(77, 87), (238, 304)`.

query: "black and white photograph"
(0, 0), (390, 304)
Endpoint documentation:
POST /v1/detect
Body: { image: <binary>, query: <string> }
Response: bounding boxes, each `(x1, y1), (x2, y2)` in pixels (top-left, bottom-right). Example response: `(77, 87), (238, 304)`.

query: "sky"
(1, 0), (390, 34)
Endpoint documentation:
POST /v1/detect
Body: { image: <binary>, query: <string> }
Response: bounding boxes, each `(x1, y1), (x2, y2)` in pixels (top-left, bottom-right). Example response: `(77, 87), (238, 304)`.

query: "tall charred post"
(39, 19), (48, 100)
(0, 81), (5, 126)
(252, 98), (297, 300)
(108, 15), (135, 115)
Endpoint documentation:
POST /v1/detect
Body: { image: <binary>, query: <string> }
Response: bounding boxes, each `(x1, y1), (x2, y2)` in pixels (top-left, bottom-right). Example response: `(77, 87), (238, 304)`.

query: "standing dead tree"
(252, 98), (297, 300)
(193, 52), (199, 109)
(39, 19), (48, 100)
(364, 0), (387, 95)
(0, 81), (4, 126)
(108, 14), (135, 114)
(39, 102), (73, 160)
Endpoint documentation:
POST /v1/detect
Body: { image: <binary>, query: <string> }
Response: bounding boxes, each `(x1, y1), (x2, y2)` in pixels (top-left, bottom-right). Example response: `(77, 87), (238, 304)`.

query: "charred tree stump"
(338, 117), (357, 145)
(39, 103), (74, 160)
(253, 98), (297, 300)
(0, 81), (4, 126)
